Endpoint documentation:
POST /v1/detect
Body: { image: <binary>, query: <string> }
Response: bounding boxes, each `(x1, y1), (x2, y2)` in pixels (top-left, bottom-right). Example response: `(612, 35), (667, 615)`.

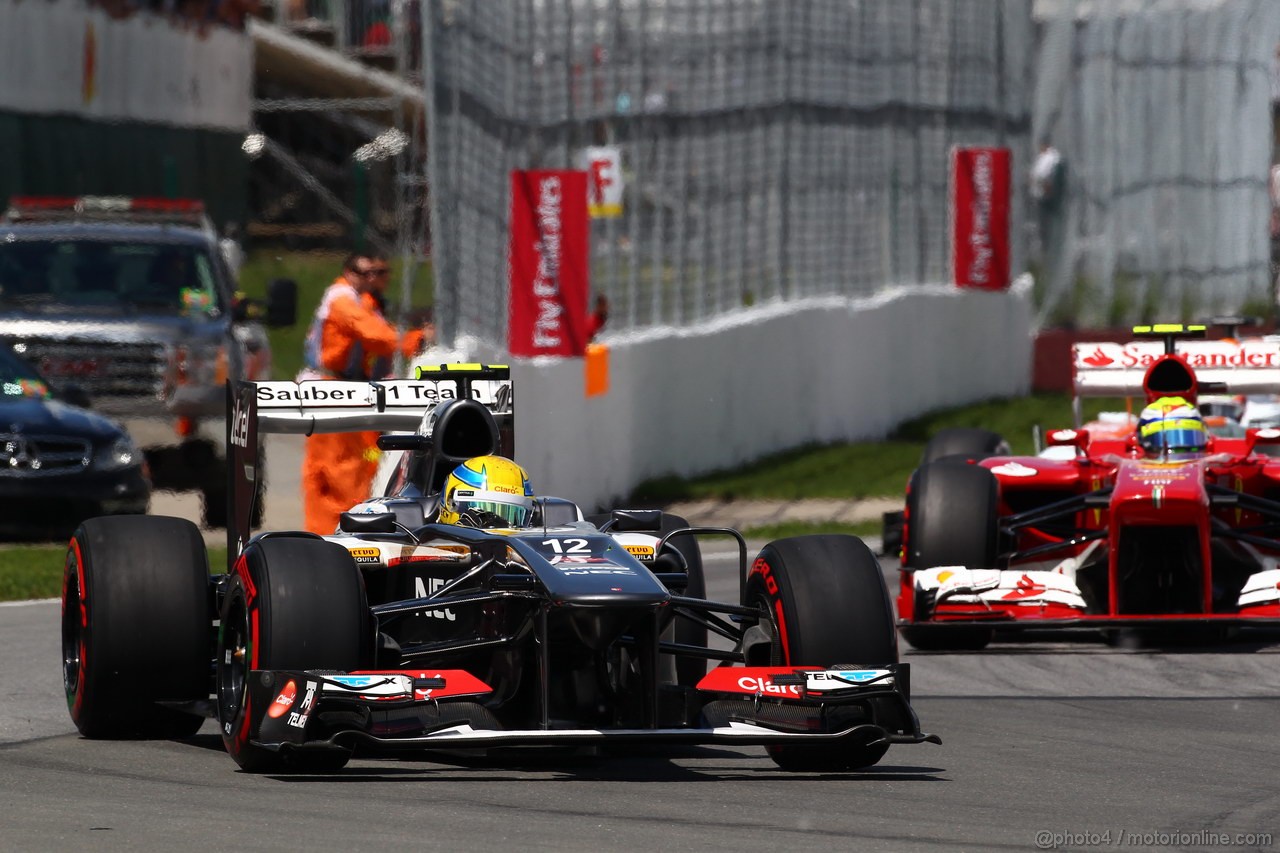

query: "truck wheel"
(920, 427), (1009, 466)
(63, 516), (210, 739)
(900, 461), (999, 651)
(217, 536), (369, 773)
(744, 535), (897, 771)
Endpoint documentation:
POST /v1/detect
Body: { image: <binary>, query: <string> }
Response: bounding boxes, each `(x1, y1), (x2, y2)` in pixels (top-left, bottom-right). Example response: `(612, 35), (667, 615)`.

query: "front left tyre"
(63, 516), (210, 739)
(743, 535), (898, 771)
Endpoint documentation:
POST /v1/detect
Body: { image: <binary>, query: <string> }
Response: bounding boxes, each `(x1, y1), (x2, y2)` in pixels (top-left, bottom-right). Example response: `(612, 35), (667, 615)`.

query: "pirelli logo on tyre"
(348, 547), (381, 564)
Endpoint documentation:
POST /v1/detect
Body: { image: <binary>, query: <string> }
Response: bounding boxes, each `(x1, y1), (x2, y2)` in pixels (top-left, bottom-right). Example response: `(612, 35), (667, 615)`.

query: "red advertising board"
(950, 147), (1011, 290)
(508, 170), (590, 357)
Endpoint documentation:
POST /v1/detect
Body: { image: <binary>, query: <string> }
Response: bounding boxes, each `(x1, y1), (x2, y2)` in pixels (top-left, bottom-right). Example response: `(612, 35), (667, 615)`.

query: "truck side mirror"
(265, 278), (297, 328)
(59, 383), (93, 410)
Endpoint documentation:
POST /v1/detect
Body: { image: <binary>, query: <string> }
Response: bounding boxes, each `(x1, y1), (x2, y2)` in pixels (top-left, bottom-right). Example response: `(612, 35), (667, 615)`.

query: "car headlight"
(94, 436), (140, 471)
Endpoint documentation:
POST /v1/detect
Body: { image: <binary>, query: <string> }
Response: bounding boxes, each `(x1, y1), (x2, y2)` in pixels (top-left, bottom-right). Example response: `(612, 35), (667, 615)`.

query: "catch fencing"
(424, 0), (1035, 348)
(1032, 0), (1280, 328)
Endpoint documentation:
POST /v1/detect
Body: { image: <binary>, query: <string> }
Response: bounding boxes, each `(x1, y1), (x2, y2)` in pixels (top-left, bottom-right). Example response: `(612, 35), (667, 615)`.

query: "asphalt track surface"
(4, 549), (1280, 851)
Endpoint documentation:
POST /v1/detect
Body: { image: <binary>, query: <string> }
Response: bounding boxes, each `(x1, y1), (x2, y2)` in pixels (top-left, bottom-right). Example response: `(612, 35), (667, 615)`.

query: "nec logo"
(230, 395), (249, 448)
(414, 577), (457, 621)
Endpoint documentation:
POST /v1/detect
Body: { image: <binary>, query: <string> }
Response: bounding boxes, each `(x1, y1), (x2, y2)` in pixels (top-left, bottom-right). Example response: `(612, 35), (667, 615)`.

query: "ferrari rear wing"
(225, 364), (513, 558)
(1072, 338), (1280, 398)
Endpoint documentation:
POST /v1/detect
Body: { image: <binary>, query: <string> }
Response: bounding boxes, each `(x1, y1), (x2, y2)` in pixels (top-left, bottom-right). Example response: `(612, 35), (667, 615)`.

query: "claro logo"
(737, 676), (801, 696)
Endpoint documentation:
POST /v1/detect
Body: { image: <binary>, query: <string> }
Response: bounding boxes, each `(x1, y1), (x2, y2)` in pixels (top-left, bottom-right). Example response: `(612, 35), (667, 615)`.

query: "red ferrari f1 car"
(897, 324), (1280, 650)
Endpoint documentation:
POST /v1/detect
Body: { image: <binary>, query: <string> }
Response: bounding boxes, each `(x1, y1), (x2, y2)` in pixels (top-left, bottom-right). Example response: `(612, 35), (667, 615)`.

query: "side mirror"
(59, 383), (92, 409)
(1046, 427), (1091, 455)
(1248, 427), (1280, 454)
(606, 509), (664, 532)
(338, 511), (398, 534)
(265, 278), (298, 328)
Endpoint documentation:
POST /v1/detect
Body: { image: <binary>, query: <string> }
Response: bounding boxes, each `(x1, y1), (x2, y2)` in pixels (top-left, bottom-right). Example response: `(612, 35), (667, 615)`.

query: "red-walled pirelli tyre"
(920, 428), (1010, 466)
(744, 535), (897, 771)
(900, 461), (999, 651)
(62, 516), (210, 739)
(217, 536), (370, 773)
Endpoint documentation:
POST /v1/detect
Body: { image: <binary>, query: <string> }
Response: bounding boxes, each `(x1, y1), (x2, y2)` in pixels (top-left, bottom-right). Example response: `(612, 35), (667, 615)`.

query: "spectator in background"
(299, 252), (426, 534)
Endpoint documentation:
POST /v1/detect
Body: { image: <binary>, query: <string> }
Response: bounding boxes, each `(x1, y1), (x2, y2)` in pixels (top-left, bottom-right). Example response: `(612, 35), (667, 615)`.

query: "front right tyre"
(217, 535), (370, 772)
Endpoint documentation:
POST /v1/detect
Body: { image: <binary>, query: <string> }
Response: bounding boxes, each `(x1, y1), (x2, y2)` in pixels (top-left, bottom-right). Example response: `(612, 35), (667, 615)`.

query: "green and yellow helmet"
(438, 455), (535, 528)
(1137, 395), (1208, 458)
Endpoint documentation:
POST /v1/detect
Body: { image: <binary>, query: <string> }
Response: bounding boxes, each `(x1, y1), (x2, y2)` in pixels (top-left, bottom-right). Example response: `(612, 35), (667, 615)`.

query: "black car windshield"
(0, 239), (222, 315)
(0, 348), (51, 400)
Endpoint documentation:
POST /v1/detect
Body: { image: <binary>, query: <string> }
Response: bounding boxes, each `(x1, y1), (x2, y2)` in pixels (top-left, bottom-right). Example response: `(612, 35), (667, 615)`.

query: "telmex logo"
(327, 675), (381, 688)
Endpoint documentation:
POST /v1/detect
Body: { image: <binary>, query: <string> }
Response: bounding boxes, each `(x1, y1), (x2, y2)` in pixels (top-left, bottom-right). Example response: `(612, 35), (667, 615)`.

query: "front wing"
(242, 665), (939, 755)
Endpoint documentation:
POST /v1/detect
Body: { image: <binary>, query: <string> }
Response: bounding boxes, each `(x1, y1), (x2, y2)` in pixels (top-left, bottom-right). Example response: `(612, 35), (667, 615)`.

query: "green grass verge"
(0, 546), (228, 602)
(237, 250), (434, 381)
(631, 392), (1117, 504)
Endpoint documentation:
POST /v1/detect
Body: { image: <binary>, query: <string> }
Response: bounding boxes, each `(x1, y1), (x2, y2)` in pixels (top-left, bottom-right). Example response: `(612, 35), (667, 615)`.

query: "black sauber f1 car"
(897, 325), (1280, 650)
(62, 365), (937, 772)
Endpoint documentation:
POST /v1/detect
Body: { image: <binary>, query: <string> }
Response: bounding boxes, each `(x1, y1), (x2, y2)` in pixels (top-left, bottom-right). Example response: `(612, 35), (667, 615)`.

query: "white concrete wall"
(474, 285), (1031, 512)
(0, 0), (251, 131)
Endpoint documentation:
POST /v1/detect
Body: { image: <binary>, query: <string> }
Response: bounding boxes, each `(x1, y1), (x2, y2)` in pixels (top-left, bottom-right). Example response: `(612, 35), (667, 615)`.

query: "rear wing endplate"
(225, 364), (513, 559)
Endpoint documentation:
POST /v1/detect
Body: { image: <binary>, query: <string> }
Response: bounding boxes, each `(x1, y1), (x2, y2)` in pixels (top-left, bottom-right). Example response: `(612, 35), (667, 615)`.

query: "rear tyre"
(900, 462), (999, 652)
(744, 535), (896, 771)
(921, 428), (1009, 466)
(63, 516), (210, 739)
(217, 536), (369, 773)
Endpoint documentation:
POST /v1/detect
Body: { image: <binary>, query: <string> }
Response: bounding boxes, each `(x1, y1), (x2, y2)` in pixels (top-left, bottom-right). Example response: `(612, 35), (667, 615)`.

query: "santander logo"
(1081, 347), (1115, 367)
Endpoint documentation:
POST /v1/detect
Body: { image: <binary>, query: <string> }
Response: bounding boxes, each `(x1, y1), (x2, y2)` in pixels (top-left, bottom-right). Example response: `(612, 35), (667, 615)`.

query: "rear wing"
(1072, 339), (1280, 398)
(226, 364), (513, 558)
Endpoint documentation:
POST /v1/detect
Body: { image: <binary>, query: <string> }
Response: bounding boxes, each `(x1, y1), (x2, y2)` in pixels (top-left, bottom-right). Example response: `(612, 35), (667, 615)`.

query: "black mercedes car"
(0, 346), (149, 532)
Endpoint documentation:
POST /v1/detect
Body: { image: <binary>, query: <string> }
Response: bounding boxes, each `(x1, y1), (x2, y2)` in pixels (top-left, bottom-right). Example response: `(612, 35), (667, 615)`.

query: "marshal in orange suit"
(298, 254), (424, 534)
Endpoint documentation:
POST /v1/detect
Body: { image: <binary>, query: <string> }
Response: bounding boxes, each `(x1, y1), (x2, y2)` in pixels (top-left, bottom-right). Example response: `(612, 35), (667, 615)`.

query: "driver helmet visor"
(452, 488), (534, 527)
(1139, 419), (1207, 453)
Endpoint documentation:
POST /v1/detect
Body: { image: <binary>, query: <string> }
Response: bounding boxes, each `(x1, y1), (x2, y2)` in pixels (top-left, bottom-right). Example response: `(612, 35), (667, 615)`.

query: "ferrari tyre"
(920, 428), (1009, 466)
(744, 535), (896, 771)
(63, 516), (210, 739)
(217, 536), (369, 773)
(901, 462), (998, 652)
